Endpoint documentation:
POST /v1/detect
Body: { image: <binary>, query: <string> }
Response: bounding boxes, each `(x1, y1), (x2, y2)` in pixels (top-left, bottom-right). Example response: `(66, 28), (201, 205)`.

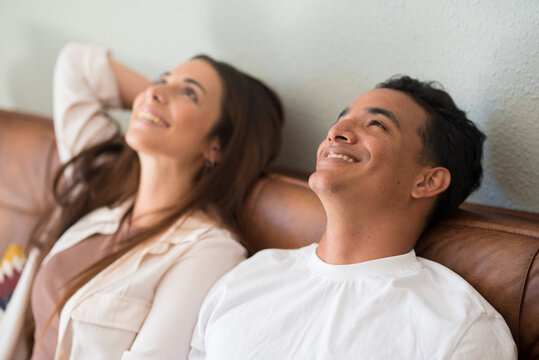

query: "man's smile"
(321, 147), (361, 164)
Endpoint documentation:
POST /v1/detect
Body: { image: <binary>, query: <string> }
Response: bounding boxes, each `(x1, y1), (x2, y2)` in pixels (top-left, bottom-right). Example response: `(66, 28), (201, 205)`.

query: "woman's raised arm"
(108, 57), (151, 109)
(53, 43), (149, 163)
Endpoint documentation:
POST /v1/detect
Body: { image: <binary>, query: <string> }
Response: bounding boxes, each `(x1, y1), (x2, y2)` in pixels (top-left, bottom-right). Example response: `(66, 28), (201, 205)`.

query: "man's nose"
(327, 122), (356, 144)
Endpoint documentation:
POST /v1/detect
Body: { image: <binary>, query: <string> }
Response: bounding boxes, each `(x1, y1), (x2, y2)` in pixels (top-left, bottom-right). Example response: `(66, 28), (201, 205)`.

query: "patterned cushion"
(0, 245), (26, 314)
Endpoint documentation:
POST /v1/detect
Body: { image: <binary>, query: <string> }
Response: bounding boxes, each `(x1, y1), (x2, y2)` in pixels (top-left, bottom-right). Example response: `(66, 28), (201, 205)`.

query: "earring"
(206, 158), (215, 169)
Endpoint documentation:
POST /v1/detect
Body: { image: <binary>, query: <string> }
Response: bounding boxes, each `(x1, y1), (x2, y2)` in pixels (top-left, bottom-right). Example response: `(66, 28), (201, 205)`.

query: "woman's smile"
(135, 110), (170, 128)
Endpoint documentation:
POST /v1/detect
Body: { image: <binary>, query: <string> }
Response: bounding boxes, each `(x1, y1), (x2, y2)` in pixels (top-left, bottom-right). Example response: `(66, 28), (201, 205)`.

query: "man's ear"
(411, 167), (451, 199)
(203, 137), (222, 164)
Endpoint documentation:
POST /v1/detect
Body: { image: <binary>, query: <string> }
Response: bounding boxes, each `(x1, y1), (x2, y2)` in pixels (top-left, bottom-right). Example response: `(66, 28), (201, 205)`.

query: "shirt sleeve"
(451, 313), (517, 359)
(188, 281), (217, 360)
(120, 235), (246, 360)
(53, 42), (123, 163)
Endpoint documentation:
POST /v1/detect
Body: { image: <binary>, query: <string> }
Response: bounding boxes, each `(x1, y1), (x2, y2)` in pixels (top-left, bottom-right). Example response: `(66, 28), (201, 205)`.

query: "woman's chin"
(125, 130), (140, 150)
(124, 130), (155, 155)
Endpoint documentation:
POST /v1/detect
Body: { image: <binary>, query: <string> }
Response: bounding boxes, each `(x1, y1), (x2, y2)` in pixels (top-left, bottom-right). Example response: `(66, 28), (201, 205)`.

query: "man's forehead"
(347, 88), (428, 127)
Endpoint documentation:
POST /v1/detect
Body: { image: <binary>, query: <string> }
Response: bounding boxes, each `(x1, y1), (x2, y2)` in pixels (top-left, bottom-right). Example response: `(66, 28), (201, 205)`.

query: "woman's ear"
(411, 167), (451, 199)
(203, 137), (222, 165)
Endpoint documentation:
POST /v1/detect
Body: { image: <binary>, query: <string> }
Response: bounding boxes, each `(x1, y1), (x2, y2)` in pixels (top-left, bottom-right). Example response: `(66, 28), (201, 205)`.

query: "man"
(189, 76), (517, 359)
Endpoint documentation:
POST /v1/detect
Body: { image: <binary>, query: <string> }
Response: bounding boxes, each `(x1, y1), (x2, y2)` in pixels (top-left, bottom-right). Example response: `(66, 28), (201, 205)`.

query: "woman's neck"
(131, 155), (198, 227)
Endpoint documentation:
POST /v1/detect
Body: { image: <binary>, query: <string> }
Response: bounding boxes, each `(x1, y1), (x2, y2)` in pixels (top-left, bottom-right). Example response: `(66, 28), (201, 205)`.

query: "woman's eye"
(185, 88), (198, 103)
(370, 120), (387, 131)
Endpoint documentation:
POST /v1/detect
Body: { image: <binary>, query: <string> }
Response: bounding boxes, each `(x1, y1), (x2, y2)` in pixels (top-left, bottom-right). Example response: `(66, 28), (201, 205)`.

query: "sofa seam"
(436, 222), (539, 239)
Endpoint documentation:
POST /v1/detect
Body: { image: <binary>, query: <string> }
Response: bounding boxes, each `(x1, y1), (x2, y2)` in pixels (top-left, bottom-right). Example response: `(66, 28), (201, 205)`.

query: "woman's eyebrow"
(158, 72), (207, 95)
(184, 78), (207, 94)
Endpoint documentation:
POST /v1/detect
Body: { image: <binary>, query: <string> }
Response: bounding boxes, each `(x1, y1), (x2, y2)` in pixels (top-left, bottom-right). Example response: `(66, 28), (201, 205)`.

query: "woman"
(10, 42), (283, 359)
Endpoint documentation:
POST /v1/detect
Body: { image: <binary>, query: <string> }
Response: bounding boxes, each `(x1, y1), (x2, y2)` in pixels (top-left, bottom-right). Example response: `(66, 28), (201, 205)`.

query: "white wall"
(1, 0), (538, 212)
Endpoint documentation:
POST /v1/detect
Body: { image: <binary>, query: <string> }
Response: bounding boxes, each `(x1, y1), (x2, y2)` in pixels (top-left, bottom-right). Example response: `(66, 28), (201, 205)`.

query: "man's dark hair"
(377, 75), (486, 226)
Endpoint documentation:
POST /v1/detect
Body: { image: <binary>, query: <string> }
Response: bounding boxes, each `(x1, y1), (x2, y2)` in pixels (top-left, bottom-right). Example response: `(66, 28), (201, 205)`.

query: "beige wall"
(1, 0), (538, 212)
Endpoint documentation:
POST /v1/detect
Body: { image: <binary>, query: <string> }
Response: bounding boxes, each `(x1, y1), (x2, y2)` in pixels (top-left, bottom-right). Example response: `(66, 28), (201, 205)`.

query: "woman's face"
(126, 59), (223, 170)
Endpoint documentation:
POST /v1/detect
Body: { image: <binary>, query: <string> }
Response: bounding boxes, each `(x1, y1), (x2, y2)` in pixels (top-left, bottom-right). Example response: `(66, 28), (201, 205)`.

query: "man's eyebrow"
(331, 107), (349, 125)
(336, 107), (349, 121)
(366, 107), (401, 130)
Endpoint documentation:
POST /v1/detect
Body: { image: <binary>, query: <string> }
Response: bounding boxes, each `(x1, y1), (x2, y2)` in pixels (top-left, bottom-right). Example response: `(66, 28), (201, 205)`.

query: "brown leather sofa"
(1, 108), (538, 359)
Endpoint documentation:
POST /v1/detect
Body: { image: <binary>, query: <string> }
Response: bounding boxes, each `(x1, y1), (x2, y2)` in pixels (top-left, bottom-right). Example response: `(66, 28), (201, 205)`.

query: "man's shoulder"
(416, 257), (516, 358)
(216, 244), (315, 282)
(199, 244), (315, 308)
(243, 244), (314, 269)
(253, 244), (313, 259)
(415, 256), (499, 315)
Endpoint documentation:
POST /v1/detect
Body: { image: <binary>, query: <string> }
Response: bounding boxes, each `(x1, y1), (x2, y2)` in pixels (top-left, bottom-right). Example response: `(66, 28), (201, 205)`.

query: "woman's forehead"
(169, 59), (223, 96)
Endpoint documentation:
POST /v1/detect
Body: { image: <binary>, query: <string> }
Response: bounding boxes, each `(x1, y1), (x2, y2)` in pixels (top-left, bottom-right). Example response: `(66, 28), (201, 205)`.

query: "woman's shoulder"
(167, 211), (241, 249)
(162, 213), (247, 270)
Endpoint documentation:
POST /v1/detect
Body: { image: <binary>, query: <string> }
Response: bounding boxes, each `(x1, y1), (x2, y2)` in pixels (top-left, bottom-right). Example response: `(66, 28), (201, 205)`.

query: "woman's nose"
(147, 85), (166, 104)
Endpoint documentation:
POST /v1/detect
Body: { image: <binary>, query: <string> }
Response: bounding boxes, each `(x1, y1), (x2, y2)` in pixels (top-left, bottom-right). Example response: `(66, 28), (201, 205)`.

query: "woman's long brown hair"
(29, 54), (284, 338)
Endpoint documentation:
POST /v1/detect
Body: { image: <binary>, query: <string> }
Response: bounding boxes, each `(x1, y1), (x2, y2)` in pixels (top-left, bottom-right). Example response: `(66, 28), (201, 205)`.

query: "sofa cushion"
(0, 109), (60, 256)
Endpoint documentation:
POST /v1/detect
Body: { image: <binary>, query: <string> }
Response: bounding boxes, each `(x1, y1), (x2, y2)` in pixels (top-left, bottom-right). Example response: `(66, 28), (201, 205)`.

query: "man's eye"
(153, 78), (166, 85)
(185, 88), (198, 103)
(370, 120), (387, 131)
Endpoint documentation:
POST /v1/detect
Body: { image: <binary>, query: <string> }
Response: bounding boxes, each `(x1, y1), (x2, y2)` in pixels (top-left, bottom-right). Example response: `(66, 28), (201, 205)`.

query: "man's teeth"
(328, 153), (355, 163)
(138, 111), (166, 126)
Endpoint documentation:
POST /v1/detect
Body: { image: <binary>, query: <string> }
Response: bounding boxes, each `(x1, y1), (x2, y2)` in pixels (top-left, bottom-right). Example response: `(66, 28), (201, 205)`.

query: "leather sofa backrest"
(1, 109), (538, 359)
(0, 109), (59, 256)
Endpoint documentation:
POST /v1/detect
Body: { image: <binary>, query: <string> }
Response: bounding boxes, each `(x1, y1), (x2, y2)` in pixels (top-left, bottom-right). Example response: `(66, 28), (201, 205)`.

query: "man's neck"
(315, 202), (421, 265)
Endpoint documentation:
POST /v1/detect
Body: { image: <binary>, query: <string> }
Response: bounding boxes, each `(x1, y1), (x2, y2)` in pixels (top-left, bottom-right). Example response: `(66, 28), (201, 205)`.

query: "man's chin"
(308, 170), (345, 196)
(307, 171), (317, 189)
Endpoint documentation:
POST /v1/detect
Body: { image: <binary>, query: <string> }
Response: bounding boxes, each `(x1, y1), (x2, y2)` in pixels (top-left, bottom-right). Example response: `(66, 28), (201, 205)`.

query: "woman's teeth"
(138, 111), (167, 127)
(328, 153), (355, 163)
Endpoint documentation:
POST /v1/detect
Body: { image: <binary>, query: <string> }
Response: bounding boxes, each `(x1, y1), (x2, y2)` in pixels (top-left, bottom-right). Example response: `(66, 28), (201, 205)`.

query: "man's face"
(309, 88), (431, 210)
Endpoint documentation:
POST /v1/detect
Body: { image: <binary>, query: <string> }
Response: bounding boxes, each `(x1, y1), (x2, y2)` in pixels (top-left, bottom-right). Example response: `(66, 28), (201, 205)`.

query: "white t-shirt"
(190, 244), (517, 360)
